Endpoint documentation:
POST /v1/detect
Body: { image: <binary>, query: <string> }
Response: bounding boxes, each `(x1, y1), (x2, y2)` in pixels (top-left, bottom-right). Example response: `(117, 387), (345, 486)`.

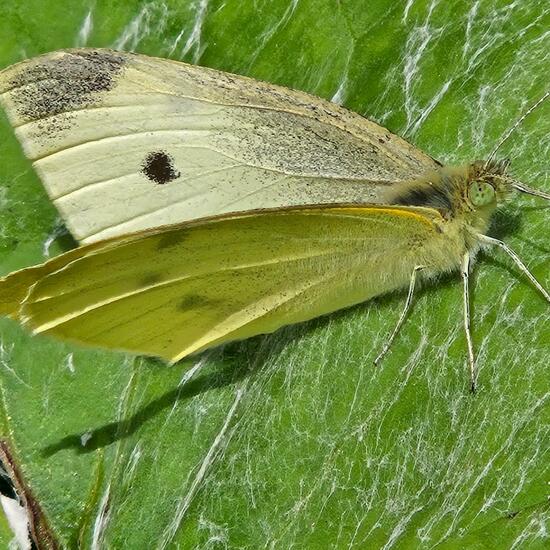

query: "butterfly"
(0, 49), (548, 391)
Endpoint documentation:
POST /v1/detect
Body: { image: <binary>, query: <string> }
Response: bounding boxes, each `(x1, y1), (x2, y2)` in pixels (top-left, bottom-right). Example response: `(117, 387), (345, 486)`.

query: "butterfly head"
(431, 161), (507, 234)
(468, 158), (550, 205)
(439, 158), (549, 235)
(466, 159), (513, 209)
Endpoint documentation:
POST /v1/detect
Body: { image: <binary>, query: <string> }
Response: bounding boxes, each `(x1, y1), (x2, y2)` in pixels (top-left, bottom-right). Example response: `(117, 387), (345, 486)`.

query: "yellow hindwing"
(1, 205), (448, 361)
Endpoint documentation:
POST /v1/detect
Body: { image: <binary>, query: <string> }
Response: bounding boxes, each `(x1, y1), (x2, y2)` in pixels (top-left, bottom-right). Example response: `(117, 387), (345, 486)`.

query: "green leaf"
(0, 0), (548, 548)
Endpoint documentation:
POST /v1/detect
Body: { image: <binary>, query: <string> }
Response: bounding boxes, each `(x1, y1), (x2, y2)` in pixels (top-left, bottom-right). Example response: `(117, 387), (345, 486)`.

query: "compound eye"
(468, 181), (495, 206)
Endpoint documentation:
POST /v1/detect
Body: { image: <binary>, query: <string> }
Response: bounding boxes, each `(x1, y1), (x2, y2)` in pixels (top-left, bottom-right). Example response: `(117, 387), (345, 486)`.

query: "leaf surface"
(0, 1), (548, 548)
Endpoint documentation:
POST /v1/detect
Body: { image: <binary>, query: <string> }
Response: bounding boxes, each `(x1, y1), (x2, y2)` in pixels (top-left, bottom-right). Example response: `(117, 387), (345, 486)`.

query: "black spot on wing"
(142, 151), (180, 184)
(178, 295), (212, 311)
(156, 230), (187, 250)
(9, 49), (127, 121)
(139, 272), (163, 287)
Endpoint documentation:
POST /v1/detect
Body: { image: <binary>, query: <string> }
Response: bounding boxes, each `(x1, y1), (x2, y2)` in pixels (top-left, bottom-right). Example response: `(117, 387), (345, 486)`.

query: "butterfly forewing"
(0, 49), (439, 244)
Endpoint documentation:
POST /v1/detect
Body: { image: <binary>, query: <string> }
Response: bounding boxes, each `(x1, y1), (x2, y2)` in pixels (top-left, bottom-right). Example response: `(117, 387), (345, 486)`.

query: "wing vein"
(27, 249), (354, 332)
(171, 271), (340, 361)
(5, 75), (391, 159)
(51, 162), (243, 201)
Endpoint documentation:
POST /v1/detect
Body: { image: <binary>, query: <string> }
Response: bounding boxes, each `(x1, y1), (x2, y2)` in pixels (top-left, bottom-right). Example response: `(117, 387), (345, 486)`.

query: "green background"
(0, 0), (548, 548)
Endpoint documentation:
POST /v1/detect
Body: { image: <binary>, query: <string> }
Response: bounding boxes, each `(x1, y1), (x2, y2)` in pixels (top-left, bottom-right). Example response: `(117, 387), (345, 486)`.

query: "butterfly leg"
(374, 265), (425, 366)
(461, 251), (477, 393)
(477, 234), (550, 302)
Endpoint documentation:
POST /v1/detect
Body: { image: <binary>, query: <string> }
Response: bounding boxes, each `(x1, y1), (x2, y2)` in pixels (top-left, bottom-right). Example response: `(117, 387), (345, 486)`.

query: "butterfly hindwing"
(2, 205), (450, 362)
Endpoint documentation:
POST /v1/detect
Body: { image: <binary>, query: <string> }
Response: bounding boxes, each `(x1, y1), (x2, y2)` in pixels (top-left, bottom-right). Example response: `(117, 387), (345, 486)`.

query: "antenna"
(486, 90), (549, 165)
(511, 180), (550, 201)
